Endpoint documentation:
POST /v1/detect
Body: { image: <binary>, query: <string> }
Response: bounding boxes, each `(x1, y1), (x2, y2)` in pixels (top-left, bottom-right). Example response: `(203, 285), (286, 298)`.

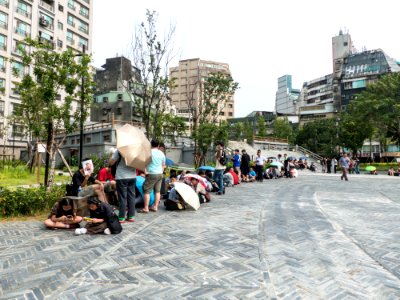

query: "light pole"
(76, 45), (85, 167)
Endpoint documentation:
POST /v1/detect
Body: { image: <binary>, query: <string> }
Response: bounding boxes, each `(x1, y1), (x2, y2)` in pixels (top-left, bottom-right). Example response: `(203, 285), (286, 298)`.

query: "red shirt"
(97, 167), (114, 182)
(229, 169), (239, 185)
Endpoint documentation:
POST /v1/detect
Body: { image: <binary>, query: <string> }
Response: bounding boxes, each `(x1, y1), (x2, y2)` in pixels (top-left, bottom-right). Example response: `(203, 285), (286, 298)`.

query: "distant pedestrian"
(231, 149), (241, 182)
(339, 153), (350, 181)
(240, 149), (251, 181)
(254, 150), (267, 182)
(214, 141), (226, 195)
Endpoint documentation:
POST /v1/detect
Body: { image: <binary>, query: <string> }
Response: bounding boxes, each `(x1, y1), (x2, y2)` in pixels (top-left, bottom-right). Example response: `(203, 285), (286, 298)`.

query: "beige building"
(0, 0), (93, 158)
(169, 58), (235, 132)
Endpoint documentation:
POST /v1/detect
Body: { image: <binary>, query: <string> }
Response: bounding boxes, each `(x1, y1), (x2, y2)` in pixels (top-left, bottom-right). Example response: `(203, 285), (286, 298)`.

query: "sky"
(92, 0), (400, 118)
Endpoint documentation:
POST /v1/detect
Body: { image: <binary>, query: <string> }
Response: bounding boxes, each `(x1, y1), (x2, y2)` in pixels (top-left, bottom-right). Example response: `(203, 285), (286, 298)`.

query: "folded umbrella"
(116, 124), (152, 171)
(173, 182), (200, 210)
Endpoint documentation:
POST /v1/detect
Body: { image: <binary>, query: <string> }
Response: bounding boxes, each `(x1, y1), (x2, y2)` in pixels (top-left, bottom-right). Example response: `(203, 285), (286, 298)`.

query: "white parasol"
(173, 182), (200, 210)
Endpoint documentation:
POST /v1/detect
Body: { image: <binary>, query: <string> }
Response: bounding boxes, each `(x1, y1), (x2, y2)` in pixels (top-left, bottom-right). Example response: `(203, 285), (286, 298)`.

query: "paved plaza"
(1, 172), (400, 299)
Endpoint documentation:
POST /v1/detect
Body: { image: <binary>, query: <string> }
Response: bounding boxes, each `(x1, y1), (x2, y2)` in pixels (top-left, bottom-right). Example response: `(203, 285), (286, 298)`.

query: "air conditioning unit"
(40, 17), (48, 27)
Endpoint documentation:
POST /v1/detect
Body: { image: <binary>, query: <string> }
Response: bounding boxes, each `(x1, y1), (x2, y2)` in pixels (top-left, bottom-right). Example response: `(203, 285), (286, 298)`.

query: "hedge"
(0, 185), (66, 217)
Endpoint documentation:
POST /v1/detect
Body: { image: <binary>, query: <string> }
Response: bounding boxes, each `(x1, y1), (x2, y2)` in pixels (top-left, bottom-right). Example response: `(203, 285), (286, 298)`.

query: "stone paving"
(1, 172), (400, 299)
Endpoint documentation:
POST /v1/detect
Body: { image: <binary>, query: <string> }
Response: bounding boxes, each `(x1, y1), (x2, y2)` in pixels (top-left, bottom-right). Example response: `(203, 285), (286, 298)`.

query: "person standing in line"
(140, 139), (166, 213)
(331, 157), (337, 174)
(214, 141), (226, 195)
(339, 153), (350, 181)
(231, 149), (241, 182)
(109, 150), (136, 223)
(254, 150), (267, 182)
(240, 149), (251, 182)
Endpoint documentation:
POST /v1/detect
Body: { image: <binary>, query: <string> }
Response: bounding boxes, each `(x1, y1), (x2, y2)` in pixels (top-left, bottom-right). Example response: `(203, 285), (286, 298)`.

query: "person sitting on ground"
(44, 198), (83, 229)
(223, 169), (234, 187)
(164, 174), (178, 200)
(309, 162), (317, 172)
(265, 166), (277, 179)
(248, 167), (256, 182)
(198, 170), (212, 191)
(72, 161), (107, 202)
(228, 167), (239, 185)
(388, 167), (395, 176)
(190, 177), (210, 203)
(97, 165), (117, 204)
(75, 198), (116, 235)
(204, 170), (219, 192)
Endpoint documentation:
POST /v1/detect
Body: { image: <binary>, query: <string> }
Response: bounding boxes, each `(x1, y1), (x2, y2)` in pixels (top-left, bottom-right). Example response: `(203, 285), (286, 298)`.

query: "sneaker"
(127, 217), (135, 223)
(74, 228), (87, 235)
(104, 228), (111, 235)
(119, 218), (126, 224)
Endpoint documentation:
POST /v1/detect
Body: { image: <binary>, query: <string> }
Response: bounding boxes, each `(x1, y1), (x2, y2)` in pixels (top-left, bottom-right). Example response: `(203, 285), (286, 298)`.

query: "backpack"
(219, 150), (227, 165)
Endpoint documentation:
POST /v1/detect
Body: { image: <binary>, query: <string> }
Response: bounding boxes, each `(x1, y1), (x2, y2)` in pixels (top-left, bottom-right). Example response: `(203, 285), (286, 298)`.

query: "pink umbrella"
(184, 174), (208, 188)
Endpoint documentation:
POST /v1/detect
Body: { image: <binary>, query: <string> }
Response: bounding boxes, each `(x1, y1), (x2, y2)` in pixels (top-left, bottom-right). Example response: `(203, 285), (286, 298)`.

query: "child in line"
(44, 198), (82, 229)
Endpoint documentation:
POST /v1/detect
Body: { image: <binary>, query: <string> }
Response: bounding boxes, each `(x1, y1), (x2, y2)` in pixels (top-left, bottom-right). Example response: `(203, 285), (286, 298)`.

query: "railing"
(253, 136), (289, 144)
(294, 145), (323, 162)
(39, 0), (54, 12)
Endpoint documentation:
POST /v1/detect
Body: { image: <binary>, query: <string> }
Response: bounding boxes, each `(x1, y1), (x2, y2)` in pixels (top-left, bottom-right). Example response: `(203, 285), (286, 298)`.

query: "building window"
(0, 12), (7, 29)
(78, 20), (88, 34)
(78, 36), (88, 48)
(67, 14), (75, 27)
(15, 21), (30, 37)
(12, 61), (25, 76)
(102, 96), (108, 102)
(57, 21), (63, 30)
(67, 0), (75, 10)
(85, 136), (91, 143)
(71, 138), (75, 144)
(66, 30), (74, 45)
(58, 4), (63, 12)
(116, 107), (122, 115)
(228, 112), (233, 116)
(0, 100), (4, 115)
(0, 56), (5, 72)
(13, 40), (27, 55)
(219, 111), (225, 116)
(0, 34), (6, 50)
(79, 6), (89, 18)
(228, 104), (233, 108)
(16, 1), (32, 18)
(103, 134), (111, 143)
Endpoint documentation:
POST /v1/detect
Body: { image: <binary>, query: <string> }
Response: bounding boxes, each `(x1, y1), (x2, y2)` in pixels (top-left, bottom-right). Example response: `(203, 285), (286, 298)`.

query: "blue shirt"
(147, 148), (166, 174)
(232, 154), (241, 167)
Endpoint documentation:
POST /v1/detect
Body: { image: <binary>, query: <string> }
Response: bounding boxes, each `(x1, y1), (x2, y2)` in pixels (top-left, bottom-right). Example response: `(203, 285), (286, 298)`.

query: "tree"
(273, 117), (294, 142)
(243, 121), (254, 144)
(256, 116), (266, 137)
(152, 113), (186, 145)
(191, 72), (239, 166)
(295, 119), (339, 157)
(14, 38), (94, 188)
(229, 121), (244, 140)
(130, 10), (177, 138)
(341, 73), (400, 154)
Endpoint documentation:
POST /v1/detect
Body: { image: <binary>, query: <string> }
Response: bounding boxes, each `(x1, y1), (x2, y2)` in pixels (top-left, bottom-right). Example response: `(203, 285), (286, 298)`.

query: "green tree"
(243, 121), (254, 144)
(191, 72), (239, 166)
(131, 10), (176, 138)
(257, 116), (266, 137)
(295, 119), (339, 157)
(14, 38), (94, 188)
(229, 121), (244, 140)
(273, 117), (294, 142)
(152, 113), (186, 145)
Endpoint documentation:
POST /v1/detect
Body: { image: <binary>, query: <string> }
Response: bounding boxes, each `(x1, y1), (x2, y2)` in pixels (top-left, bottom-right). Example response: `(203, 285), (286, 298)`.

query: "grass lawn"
(0, 165), (71, 187)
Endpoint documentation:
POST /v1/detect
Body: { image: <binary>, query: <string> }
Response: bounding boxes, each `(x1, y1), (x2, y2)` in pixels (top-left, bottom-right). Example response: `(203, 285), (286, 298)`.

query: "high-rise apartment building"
(0, 0), (93, 158)
(169, 58), (235, 131)
(275, 75), (300, 115)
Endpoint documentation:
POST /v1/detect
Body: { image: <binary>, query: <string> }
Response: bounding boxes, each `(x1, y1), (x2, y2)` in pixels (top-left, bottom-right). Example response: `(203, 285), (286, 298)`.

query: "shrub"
(0, 185), (65, 217)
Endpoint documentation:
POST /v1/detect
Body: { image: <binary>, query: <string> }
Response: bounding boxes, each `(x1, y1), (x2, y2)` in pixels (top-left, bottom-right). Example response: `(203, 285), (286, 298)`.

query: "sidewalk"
(1, 172), (400, 299)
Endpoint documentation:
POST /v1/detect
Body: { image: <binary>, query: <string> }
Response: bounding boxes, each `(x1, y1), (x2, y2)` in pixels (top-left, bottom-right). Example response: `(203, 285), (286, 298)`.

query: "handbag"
(107, 214), (123, 234)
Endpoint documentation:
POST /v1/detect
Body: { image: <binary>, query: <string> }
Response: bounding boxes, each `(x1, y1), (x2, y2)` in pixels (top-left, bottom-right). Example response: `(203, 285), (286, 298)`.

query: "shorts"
(78, 185), (95, 197)
(234, 166), (241, 173)
(143, 174), (163, 194)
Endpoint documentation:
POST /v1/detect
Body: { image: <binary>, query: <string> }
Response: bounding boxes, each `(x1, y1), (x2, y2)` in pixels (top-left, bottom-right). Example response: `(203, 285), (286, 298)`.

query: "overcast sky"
(92, 0), (400, 118)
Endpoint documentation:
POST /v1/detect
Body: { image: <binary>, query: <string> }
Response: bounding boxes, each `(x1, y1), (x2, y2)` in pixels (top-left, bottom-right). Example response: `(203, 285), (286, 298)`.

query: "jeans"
(213, 169), (224, 193)
(116, 178), (136, 219)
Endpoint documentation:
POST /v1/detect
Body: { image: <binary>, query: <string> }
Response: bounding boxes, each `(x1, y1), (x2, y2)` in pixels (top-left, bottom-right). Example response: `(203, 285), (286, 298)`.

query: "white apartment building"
(0, 0), (93, 158)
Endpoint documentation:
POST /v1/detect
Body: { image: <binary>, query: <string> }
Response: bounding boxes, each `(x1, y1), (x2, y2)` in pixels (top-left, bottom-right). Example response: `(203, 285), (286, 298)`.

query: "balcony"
(67, 20), (75, 27)
(66, 37), (75, 45)
(0, 43), (6, 51)
(39, 37), (54, 49)
(79, 9), (89, 19)
(0, 66), (5, 72)
(39, 0), (54, 12)
(39, 18), (54, 30)
(67, 3), (75, 10)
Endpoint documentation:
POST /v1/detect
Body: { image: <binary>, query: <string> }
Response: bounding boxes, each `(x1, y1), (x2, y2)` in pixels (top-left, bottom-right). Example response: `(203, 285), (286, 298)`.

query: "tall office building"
(169, 58), (235, 132)
(0, 0), (93, 157)
(275, 74), (300, 115)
